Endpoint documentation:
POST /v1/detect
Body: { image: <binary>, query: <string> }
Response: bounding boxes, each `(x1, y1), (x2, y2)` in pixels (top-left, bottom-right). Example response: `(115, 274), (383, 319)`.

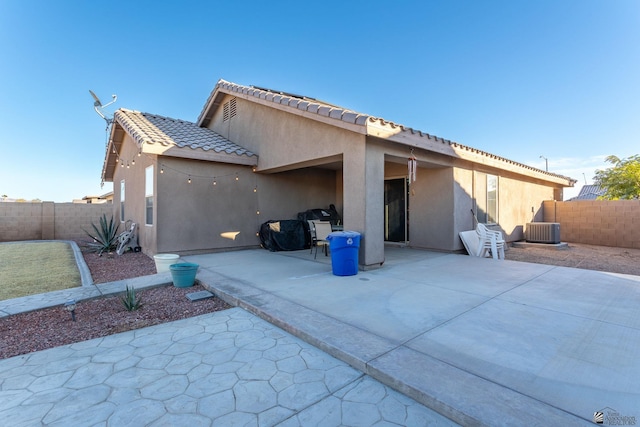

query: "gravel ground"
(505, 242), (640, 276)
(83, 249), (158, 284)
(0, 246), (230, 360)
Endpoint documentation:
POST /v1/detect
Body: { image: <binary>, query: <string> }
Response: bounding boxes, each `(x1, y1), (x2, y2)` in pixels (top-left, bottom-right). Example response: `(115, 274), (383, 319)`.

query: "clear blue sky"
(1, 0), (638, 201)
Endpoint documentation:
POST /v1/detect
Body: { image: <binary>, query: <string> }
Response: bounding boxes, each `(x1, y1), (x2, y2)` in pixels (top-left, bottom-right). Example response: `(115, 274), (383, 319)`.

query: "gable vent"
(223, 98), (237, 122)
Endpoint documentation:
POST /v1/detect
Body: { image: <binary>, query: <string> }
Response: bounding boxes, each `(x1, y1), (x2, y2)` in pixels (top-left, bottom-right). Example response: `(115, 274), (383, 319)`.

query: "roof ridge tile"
(329, 109), (344, 119)
(318, 106), (331, 116)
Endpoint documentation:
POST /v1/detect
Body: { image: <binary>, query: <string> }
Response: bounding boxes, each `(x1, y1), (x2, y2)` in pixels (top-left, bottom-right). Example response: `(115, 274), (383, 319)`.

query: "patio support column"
(342, 144), (385, 268)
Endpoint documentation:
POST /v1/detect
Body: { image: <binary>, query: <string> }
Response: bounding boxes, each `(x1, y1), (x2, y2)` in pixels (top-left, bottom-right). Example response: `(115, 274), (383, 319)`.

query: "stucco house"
(101, 79), (576, 269)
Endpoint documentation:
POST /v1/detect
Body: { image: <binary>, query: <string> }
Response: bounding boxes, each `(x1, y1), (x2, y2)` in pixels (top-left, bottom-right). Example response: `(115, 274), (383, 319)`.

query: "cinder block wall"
(0, 202), (113, 242)
(543, 200), (640, 249)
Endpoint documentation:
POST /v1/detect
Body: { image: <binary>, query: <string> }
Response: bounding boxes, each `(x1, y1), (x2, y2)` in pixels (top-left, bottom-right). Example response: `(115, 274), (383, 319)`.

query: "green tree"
(593, 155), (640, 200)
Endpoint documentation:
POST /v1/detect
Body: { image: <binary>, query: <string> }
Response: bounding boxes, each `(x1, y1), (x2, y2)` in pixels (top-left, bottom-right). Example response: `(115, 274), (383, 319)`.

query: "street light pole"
(539, 155), (548, 172)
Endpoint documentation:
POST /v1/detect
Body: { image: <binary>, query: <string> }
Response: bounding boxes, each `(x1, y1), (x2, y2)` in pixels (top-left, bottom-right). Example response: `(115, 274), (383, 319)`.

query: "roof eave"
(366, 118), (576, 187)
(144, 143), (257, 166)
(197, 79), (228, 127)
(101, 122), (122, 183)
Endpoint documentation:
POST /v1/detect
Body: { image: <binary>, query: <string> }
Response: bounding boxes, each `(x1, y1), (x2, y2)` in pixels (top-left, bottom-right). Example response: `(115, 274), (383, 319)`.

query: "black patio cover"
(259, 220), (308, 251)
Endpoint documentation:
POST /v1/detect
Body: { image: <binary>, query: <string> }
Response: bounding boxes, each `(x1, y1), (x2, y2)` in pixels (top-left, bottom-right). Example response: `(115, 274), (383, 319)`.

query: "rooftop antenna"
(90, 90), (118, 159)
(89, 90), (117, 126)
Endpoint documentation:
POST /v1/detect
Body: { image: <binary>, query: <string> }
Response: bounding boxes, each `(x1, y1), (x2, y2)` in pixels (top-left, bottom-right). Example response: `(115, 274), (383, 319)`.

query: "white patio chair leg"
(490, 237), (498, 260)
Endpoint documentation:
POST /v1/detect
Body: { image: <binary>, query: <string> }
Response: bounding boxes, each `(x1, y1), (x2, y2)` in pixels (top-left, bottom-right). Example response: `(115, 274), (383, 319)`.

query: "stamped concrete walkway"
(0, 308), (452, 426)
(1, 246), (639, 425)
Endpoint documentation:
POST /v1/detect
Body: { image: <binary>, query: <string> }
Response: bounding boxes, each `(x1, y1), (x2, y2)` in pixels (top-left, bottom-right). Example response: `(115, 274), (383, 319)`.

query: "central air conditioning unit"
(526, 222), (561, 244)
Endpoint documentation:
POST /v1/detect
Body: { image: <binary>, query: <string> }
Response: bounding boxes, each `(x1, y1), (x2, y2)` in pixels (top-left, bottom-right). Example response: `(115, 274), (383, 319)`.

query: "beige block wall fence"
(0, 202), (113, 243)
(543, 200), (640, 249)
(2, 200), (638, 250)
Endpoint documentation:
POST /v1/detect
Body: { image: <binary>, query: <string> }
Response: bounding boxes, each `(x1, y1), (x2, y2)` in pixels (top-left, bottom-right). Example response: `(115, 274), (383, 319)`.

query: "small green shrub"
(120, 285), (143, 311)
(84, 214), (120, 256)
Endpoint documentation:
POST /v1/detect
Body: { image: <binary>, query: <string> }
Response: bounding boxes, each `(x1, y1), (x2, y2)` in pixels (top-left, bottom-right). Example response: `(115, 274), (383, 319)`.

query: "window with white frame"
(486, 174), (498, 224)
(476, 173), (498, 224)
(120, 180), (125, 221)
(145, 166), (154, 225)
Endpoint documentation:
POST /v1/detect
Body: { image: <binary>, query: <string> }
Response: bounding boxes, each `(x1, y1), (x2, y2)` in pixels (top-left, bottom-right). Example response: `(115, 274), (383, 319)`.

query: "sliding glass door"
(384, 178), (408, 243)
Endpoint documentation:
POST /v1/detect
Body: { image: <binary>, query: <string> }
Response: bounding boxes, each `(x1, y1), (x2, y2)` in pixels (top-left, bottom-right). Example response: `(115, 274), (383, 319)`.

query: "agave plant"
(84, 214), (120, 256)
(120, 285), (143, 311)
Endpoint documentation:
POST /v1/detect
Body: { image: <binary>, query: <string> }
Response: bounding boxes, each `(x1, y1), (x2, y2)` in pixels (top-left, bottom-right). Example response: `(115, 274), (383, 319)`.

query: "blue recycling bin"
(327, 231), (361, 276)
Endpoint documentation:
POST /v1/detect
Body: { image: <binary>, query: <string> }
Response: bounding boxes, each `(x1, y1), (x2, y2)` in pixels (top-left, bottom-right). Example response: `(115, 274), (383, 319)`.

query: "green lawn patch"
(0, 241), (81, 301)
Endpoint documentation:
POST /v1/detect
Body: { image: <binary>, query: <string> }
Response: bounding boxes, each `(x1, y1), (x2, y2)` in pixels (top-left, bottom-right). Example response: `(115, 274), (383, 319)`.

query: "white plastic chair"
(476, 223), (505, 260)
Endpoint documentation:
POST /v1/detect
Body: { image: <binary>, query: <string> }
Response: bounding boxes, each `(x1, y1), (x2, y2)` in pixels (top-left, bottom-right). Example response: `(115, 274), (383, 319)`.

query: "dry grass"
(0, 241), (80, 301)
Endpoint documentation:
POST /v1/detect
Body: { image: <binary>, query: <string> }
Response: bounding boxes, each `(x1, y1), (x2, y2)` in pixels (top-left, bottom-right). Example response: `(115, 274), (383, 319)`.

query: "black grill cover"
(259, 220), (308, 251)
(297, 205), (341, 225)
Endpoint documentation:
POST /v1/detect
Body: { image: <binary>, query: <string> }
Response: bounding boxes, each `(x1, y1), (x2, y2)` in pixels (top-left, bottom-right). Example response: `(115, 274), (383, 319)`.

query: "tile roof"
(569, 184), (605, 200)
(198, 79), (369, 127)
(366, 117), (576, 183)
(115, 108), (256, 159)
(199, 79), (576, 185)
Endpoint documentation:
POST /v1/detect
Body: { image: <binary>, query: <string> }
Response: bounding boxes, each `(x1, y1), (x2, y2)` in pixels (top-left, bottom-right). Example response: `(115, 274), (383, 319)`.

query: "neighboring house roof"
(197, 79), (576, 187)
(74, 191), (113, 204)
(102, 109), (257, 182)
(568, 184), (605, 200)
(81, 191), (113, 201)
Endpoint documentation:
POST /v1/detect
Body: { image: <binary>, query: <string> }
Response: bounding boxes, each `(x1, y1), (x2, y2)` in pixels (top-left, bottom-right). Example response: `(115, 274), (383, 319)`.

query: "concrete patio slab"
(182, 247), (640, 425)
(499, 265), (640, 328)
